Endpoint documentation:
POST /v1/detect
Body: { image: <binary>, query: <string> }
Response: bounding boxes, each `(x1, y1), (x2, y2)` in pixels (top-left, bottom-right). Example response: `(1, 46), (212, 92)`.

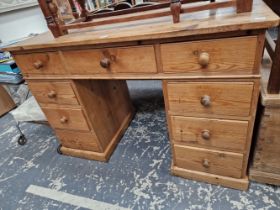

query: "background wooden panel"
(0, 86), (16, 117)
(251, 107), (280, 175)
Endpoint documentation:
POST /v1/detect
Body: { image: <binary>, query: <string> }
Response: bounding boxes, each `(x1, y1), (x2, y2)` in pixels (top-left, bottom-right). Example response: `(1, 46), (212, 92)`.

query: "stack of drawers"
(28, 80), (100, 152)
(26, 79), (134, 161)
(161, 36), (261, 190)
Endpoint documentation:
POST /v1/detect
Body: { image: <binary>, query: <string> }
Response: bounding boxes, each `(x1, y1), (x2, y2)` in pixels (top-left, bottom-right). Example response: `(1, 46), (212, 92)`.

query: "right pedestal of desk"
(163, 79), (260, 190)
(159, 34), (263, 190)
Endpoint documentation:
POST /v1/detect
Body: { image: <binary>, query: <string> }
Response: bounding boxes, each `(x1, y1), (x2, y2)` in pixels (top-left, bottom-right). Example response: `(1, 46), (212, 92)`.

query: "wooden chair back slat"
(37, 0), (253, 38)
(267, 26), (280, 94)
(263, 0), (280, 94)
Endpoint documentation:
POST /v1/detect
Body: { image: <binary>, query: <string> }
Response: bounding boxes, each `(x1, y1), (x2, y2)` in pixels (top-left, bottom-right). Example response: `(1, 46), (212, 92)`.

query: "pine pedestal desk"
(5, 0), (279, 190)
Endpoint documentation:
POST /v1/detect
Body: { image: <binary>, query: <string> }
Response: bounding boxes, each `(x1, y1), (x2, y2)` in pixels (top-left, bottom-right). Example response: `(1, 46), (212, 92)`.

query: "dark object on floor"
(17, 134), (27, 145)
(15, 121), (27, 146)
(57, 144), (63, 154)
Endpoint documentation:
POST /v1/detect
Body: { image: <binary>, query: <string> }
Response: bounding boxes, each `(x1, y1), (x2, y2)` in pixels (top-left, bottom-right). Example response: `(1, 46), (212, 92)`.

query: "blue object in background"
(0, 60), (20, 74)
(0, 51), (23, 84)
(0, 51), (11, 61)
(0, 74), (23, 84)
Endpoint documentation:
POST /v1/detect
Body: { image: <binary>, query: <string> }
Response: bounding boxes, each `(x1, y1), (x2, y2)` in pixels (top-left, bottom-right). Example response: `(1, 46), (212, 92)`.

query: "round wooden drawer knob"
(60, 116), (68, 124)
(200, 95), (211, 107)
(201, 129), (211, 140)
(202, 159), (210, 168)
(47, 90), (56, 98)
(33, 60), (43, 69)
(198, 52), (210, 67)
(100, 57), (110, 69)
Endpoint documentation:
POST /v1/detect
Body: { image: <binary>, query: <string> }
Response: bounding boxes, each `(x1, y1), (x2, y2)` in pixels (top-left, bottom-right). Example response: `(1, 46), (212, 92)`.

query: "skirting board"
(172, 165), (249, 190)
(250, 169), (280, 186)
(60, 111), (135, 162)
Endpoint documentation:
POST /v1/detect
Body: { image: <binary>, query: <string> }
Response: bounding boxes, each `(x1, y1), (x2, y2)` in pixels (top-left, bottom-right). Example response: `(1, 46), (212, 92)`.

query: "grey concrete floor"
(0, 81), (279, 210)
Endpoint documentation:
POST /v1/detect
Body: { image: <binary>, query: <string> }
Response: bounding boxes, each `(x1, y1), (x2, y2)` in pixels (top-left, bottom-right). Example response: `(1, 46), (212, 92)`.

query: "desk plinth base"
(60, 109), (134, 162)
(172, 165), (249, 190)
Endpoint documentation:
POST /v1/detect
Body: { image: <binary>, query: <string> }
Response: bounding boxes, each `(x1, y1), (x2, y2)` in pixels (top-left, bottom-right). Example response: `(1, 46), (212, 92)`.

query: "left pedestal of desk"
(27, 79), (134, 161)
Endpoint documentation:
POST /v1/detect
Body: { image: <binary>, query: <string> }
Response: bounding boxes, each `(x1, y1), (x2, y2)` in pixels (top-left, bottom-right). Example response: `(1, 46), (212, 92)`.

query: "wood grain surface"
(4, 0), (279, 52)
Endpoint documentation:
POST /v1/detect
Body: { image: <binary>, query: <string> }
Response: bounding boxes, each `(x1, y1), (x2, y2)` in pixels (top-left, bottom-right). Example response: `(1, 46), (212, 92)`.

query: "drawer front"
(63, 46), (157, 74)
(42, 107), (90, 131)
(14, 52), (65, 75)
(55, 130), (100, 152)
(28, 81), (79, 105)
(166, 82), (254, 117)
(161, 36), (257, 75)
(170, 116), (249, 151)
(174, 145), (244, 178)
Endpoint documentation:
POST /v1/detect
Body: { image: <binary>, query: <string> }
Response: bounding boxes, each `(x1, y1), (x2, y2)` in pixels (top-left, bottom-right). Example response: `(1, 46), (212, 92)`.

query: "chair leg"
(16, 122), (27, 146)
(236, 0), (253, 13)
(57, 144), (63, 155)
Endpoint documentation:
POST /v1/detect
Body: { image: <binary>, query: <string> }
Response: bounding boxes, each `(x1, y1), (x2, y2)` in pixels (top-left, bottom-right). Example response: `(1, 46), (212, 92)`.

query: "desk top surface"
(5, 0), (280, 53)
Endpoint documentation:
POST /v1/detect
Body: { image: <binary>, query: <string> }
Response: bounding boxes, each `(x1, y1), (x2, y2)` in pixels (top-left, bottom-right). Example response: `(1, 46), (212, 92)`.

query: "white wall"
(0, 6), (48, 44)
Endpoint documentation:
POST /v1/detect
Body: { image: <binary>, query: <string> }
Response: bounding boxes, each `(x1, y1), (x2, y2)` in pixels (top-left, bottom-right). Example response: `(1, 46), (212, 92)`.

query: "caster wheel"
(18, 135), (27, 145)
(57, 144), (63, 155)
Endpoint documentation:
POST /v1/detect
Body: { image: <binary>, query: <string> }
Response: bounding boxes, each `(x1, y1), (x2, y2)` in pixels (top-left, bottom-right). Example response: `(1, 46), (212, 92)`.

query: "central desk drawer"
(161, 36), (258, 75)
(174, 145), (244, 178)
(166, 82), (254, 117)
(28, 81), (79, 105)
(170, 116), (249, 151)
(14, 52), (65, 75)
(42, 107), (90, 131)
(63, 45), (157, 74)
